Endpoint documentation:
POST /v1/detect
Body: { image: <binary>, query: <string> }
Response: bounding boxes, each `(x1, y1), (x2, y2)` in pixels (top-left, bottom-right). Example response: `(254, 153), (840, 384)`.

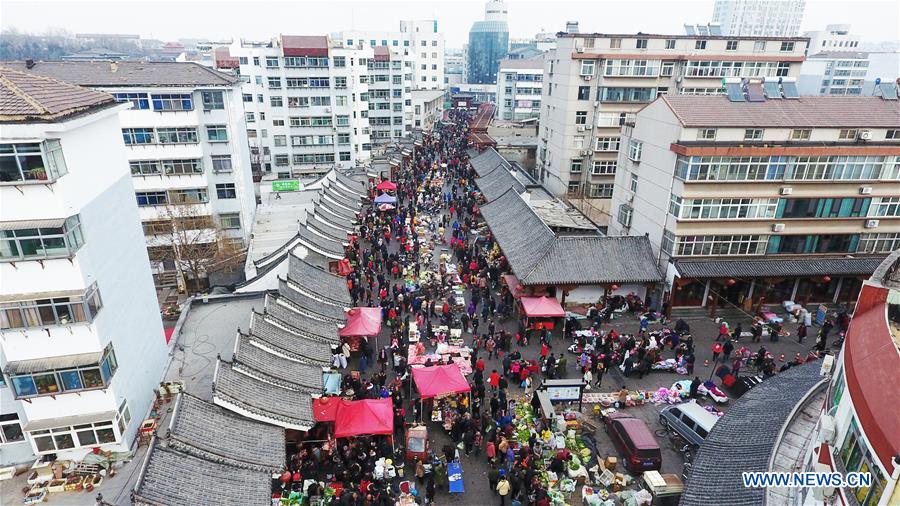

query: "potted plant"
(28, 168), (48, 180)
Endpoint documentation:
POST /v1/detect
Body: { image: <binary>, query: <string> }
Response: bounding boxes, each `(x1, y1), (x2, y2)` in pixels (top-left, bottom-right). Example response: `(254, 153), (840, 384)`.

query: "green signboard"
(272, 180), (301, 192)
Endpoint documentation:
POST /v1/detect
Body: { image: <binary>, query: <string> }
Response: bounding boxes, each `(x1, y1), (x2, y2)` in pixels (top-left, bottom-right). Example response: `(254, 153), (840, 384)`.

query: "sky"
(2, 0), (898, 48)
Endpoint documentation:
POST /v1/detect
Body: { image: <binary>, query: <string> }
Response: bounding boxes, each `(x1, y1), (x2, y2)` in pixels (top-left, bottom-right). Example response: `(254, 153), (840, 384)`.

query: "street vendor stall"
(374, 193), (397, 204)
(520, 296), (566, 332)
(502, 273), (526, 299)
(339, 307), (383, 350)
(333, 398), (394, 439)
(538, 378), (587, 411)
(375, 180), (397, 192)
(411, 364), (471, 430)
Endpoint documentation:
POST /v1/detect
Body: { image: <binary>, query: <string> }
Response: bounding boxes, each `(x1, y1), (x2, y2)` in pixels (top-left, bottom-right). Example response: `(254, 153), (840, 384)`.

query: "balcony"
(0, 282), (102, 331)
(0, 215), (85, 263)
(0, 140), (68, 185)
(5, 343), (118, 400)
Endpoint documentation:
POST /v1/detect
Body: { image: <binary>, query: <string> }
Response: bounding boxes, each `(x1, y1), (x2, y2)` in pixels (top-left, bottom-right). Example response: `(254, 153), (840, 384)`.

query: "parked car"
(659, 400), (719, 447)
(603, 412), (662, 473)
(638, 470), (684, 506)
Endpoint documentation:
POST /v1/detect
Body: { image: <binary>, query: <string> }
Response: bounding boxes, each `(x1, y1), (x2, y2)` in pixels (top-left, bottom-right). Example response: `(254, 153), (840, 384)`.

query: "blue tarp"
(374, 193), (397, 204)
(324, 372), (342, 395)
(448, 461), (464, 493)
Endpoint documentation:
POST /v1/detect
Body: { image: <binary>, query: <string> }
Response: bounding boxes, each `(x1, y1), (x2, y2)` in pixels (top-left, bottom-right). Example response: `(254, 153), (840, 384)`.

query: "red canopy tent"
(313, 396), (341, 422)
(520, 296), (566, 318)
(411, 364), (471, 399)
(333, 398), (394, 438)
(375, 180), (397, 191)
(339, 307), (383, 337)
(501, 274), (525, 299)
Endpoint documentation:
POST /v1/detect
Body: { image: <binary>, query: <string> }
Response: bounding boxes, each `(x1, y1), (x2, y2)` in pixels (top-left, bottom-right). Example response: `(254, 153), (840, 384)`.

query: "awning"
(334, 398), (393, 438)
(375, 180), (397, 191)
(674, 256), (886, 279)
(374, 193), (397, 204)
(502, 274), (525, 299)
(4, 351), (102, 375)
(520, 296), (565, 318)
(0, 287), (85, 303)
(313, 396), (341, 422)
(339, 307), (383, 337)
(412, 364), (471, 399)
(0, 218), (66, 231)
(23, 410), (118, 432)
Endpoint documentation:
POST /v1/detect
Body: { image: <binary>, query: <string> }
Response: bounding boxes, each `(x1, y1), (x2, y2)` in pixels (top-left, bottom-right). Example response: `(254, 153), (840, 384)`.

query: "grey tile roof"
(168, 393), (285, 472)
(266, 292), (344, 333)
(323, 185), (362, 212)
(5, 60), (238, 87)
(0, 66), (116, 123)
(674, 256), (887, 279)
(297, 223), (346, 259)
(661, 94), (900, 128)
(334, 170), (367, 194)
(475, 164), (526, 202)
(680, 362), (827, 506)
(133, 443), (271, 506)
(314, 199), (357, 229)
(244, 312), (334, 366)
(288, 253), (352, 306)
(213, 360), (316, 430)
(233, 334), (326, 393)
(525, 236), (663, 285)
(325, 178), (365, 203)
(275, 281), (348, 322)
(469, 147), (511, 177)
(479, 188), (557, 278)
(310, 210), (353, 234)
(306, 213), (350, 243)
(318, 193), (359, 221)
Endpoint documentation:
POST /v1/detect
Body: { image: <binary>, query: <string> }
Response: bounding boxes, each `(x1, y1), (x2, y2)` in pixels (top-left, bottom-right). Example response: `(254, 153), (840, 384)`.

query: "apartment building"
(367, 46), (413, 142)
(10, 61), (257, 287)
(537, 32), (808, 225)
(0, 69), (169, 465)
(803, 24), (860, 52)
(228, 36), (373, 176)
(495, 58), (544, 121)
(608, 88), (900, 311)
(411, 89), (447, 131)
(712, 0), (806, 37)
(799, 50), (900, 97)
(340, 19), (445, 90)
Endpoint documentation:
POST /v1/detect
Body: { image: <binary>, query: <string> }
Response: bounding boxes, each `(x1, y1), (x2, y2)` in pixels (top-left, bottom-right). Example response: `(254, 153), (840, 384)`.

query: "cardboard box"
(605, 456), (617, 469)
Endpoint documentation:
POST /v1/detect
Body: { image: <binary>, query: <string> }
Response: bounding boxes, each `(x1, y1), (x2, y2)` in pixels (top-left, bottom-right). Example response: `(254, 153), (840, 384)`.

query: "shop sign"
(272, 180), (301, 192)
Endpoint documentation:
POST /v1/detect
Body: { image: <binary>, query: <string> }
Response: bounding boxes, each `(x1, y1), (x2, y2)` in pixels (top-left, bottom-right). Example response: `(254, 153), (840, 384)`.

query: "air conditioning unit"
(581, 150), (592, 156)
(859, 186), (873, 195)
(582, 75), (593, 81)
(674, 75), (683, 83)
(593, 101), (601, 108)
(577, 125), (586, 132)
(772, 223), (785, 232)
(325, 107), (332, 113)
(858, 130), (872, 140)
(780, 187), (793, 195)
(819, 353), (835, 376)
(865, 219), (880, 229)
(812, 463), (837, 500)
(817, 415), (836, 445)
(576, 46), (585, 53)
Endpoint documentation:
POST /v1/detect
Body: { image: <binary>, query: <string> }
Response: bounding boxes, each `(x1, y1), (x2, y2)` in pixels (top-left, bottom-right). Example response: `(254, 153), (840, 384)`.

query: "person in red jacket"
(476, 357), (485, 372)
(488, 370), (500, 392)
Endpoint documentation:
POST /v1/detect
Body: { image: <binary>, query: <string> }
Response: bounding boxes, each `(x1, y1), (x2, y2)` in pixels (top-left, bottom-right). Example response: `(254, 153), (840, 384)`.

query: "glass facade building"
(467, 22), (509, 84)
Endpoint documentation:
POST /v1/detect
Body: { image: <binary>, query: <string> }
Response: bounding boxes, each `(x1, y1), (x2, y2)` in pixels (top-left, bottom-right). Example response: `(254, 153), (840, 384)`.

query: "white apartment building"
(228, 36), (373, 176)
(803, 24), (860, 52)
(11, 61), (258, 287)
(537, 32), (808, 225)
(799, 52), (871, 95)
(340, 19), (445, 90)
(495, 58), (544, 121)
(411, 89), (447, 131)
(0, 68), (169, 465)
(367, 46), (413, 142)
(712, 0), (806, 37)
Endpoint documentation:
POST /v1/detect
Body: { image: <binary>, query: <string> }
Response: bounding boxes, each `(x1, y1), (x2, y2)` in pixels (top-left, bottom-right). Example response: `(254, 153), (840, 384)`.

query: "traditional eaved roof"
(526, 236), (663, 285)
(297, 223), (346, 259)
(288, 253), (352, 306)
(168, 393), (285, 472)
(333, 170), (367, 195)
(681, 362), (826, 506)
(324, 178), (364, 204)
(213, 360), (316, 430)
(305, 214), (349, 243)
(243, 313), (334, 366)
(660, 95), (900, 128)
(133, 442), (271, 506)
(675, 256), (887, 279)
(309, 210), (353, 234)
(322, 183), (362, 211)
(315, 198), (357, 229)
(6, 60), (238, 87)
(469, 147), (510, 177)
(0, 66), (117, 123)
(233, 334), (326, 392)
(476, 163), (526, 202)
(265, 294), (343, 334)
(317, 193), (359, 221)
(275, 281), (347, 322)
(480, 188), (557, 278)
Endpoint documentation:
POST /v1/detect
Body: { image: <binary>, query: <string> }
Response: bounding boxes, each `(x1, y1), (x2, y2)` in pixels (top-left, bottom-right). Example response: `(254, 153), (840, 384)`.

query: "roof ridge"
(0, 68), (50, 115)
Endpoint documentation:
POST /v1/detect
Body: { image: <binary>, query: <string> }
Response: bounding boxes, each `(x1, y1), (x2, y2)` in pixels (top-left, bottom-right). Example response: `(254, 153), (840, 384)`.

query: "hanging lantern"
(822, 275), (832, 283)
(726, 278), (737, 286)
(611, 284), (620, 292)
(279, 472), (292, 484)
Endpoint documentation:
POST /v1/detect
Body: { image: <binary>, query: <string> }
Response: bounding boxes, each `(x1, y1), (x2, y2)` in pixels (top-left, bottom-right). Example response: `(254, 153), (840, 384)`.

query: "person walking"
(797, 322), (807, 343)
(496, 472), (511, 506)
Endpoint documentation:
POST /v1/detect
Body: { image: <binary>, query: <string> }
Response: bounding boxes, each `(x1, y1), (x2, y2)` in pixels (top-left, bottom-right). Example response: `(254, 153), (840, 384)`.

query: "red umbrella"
(375, 180), (397, 191)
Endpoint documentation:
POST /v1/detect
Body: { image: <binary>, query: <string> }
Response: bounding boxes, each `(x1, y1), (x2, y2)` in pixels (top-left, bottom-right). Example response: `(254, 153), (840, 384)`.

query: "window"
(135, 191), (167, 206)
(617, 204), (633, 227)
(0, 414), (24, 445)
(253, 57), (260, 66)
(211, 155), (233, 173)
(669, 195), (682, 217)
(273, 135), (288, 147)
(112, 92), (149, 110)
(577, 86), (591, 100)
(780, 41), (795, 52)
(567, 182), (581, 195)
(609, 38), (622, 49)
(29, 419), (118, 454)
(754, 40), (766, 52)
(238, 56), (248, 65)
(151, 93), (193, 111)
(603, 60), (661, 77)
(595, 137), (620, 151)
(591, 160), (616, 175)
(270, 96), (284, 107)
(336, 115), (350, 126)
(265, 56), (279, 68)
(858, 233), (900, 253)
(698, 128), (717, 140)
(570, 159), (583, 173)
(598, 87), (657, 102)
(664, 39), (676, 49)
(695, 40), (707, 50)
(628, 139), (643, 161)
(0, 140), (68, 183)
(219, 213), (241, 229)
(744, 128), (764, 140)
(169, 188), (208, 204)
(575, 111), (587, 125)
(839, 129), (858, 140)
(339, 151), (352, 161)
(337, 133), (351, 145)
(267, 77), (282, 89)
(675, 235), (767, 256)
(580, 60), (596, 76)
(726, 40), (738, 51)
(661, 230), (675, 255)
(0, 282), (101, 330)
(245, 112), (255, 123)
(790, 129), (811, 140)
(116, 399), (132, 436)
(886, 129), (900, 140)
(630, 173), (639, 192)
(122, 128), (155, 145)
(202, 125), (228, 143)
(157, 127), (198, 144)
(871, 197), (900, 217)
(681, 198), (778, 220)
(589, 183), (614, 198)
(243, 93), (252, 103)
(9, 343), (116, 399)
(636, 39), (647, 49)
(200, 91), (224, 110)
(216, 183), (237, 199)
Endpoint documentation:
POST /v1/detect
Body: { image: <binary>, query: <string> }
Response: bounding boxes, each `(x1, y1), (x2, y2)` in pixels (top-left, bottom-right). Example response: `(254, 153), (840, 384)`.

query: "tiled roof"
(233, 334), (326, 392)
(310, 210), (353, 234)
(469, 147), (511, 177)
(314, 198), (357, 229)
(288, 253), (352, 306)
(281, 35), (328, 49)
(133, 443), (271, 506)
(480, 188), (557, 279)
(674, 256), (886, 279)
(661, 95), (900, 128)
(297, 223), (346, 259)
(213, 360), (316, 430)
(498, 58), (544, 70)
(476, 163), (526, 202)
(318, 193), (359, 221)
(0, 66), (116, 122)
(168, 393), (285, 472)
(264, 297), (342, 339)
(525, 236), (663, 285)
(306, 214), (350, 242)
(333, 170), (367, 195)
(244, 313), (334, 366)
(4, 60), (238, 87)
(275, 281), (347, 322)
(323, 182), (362, 210)
(681, 362), (827, 506)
